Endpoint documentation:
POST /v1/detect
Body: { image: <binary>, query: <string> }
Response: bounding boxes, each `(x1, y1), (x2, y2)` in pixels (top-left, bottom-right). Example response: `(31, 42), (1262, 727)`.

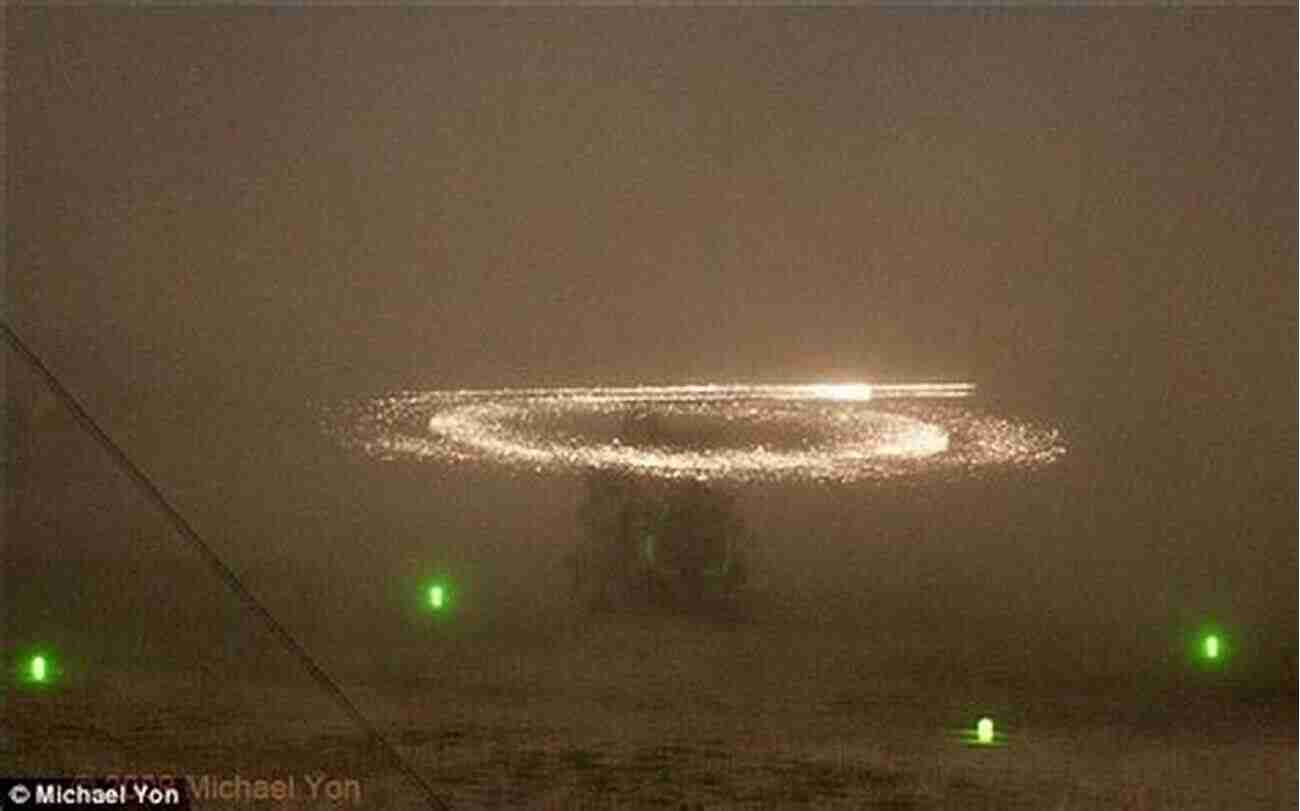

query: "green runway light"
(30, 655), (47, 683)
(976, 717), (994, 744)
(429, 585), (445, 610)
(20, 652), (56, 686)
(1203, 634), (1220, 660)
(1190, 626), (1230, 670)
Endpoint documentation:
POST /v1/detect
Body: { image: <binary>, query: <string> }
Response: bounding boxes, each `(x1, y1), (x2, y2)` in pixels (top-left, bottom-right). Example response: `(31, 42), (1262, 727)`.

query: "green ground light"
(959, 715), (1003, 747)
(1192, 627), (1229, 668)
(19, 652), (57, 687)
(429, 585), (445, 611)
(1203, 634), (1221, 660)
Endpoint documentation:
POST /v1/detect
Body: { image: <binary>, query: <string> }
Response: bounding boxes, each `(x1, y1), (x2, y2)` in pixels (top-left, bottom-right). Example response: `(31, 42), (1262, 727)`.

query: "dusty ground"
(4, 570), (1295, 810)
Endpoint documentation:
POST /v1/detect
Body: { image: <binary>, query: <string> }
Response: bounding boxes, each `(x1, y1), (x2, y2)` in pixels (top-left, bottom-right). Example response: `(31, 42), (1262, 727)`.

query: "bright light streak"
(429, 585), (445, 610)
(806, 383), (874, 401)
(30, 655), (47, 683)
(976, 717), (994, 744)
(1204, 634), (1220, 660)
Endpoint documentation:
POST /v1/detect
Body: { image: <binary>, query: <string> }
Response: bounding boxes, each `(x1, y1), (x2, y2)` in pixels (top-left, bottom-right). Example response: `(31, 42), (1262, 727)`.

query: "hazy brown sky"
(8, 8), (1295, 472)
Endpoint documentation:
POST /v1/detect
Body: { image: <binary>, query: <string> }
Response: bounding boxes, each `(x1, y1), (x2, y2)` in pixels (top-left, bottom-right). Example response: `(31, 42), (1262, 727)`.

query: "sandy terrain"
(5, 569), (1294, 810)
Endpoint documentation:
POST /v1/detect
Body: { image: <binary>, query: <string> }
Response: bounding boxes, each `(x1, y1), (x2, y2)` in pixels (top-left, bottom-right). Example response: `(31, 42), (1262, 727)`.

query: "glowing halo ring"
(340, 383), (1065, 483)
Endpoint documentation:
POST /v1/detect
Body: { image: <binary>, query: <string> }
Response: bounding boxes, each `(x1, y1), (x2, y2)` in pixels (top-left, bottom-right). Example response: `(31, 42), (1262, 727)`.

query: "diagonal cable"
(2, 321), (452, 811)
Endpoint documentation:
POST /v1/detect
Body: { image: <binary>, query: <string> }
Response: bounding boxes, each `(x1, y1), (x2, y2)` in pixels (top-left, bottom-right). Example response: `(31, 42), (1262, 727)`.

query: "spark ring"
(338, 383), (1064, 483)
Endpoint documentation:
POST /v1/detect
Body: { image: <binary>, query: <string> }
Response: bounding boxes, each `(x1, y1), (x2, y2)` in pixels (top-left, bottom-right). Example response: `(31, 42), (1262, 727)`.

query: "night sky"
(6, 10), (1295, 621)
